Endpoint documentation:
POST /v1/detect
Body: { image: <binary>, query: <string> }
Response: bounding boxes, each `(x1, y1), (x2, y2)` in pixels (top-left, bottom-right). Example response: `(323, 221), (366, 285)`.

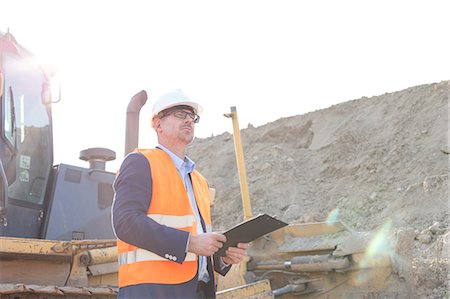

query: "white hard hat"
(152, 89), (203, 116)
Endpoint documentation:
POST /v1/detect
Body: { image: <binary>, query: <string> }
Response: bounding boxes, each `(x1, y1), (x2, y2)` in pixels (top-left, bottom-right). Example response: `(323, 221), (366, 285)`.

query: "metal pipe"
(253, 255), (350, 272)
(224, 106), (252, 220)
(290, 255), (333, 272)
(250, 260), (293, 270)
(80, 246), (118, 266)
(272, 284), (306, 296)
(125, 90), (147, 156)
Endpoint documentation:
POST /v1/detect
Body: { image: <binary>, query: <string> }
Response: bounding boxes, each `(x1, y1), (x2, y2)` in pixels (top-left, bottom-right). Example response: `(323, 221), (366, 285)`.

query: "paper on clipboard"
(217, 214), (288, 257)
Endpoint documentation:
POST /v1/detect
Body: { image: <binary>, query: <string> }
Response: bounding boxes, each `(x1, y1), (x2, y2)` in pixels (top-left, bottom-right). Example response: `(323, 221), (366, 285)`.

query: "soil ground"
(188, 81), (449, 298)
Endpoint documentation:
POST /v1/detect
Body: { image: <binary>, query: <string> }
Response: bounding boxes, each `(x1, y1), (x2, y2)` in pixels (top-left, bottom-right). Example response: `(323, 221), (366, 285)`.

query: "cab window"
(2, 52), (52, 205)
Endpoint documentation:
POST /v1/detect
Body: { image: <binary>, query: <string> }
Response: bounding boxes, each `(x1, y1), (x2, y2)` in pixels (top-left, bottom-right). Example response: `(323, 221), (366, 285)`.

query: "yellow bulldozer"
(0, 31), (411, 298)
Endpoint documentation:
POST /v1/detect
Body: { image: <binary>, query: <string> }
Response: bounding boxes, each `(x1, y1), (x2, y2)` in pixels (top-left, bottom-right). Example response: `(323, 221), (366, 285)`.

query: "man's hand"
(222, 243), (249, 265)
(188, 233), (226, 256)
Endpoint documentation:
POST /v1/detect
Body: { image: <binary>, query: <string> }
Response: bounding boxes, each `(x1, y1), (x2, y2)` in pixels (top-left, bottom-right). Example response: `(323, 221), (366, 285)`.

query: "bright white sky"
(2, 0), (449, 172)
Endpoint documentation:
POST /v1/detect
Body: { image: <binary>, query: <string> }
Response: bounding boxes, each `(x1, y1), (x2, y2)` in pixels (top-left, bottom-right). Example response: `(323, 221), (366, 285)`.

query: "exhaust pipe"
(125, 90), (148, 156)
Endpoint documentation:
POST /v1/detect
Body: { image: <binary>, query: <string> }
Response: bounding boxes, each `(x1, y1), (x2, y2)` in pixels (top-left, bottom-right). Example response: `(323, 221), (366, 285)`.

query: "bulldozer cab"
(0, 30), (53, 238)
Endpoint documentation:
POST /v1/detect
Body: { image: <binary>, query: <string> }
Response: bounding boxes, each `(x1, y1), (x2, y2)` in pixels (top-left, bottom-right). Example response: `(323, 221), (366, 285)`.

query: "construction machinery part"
(217, 279), (274, 299)
(0, 237), (118, 298)
(224, 107), (252, 220)
(124, 90), (148, 156)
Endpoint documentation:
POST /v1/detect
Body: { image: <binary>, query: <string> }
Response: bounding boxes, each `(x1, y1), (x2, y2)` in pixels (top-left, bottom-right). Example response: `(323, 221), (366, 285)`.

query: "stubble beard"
(179, 127), (195, 145)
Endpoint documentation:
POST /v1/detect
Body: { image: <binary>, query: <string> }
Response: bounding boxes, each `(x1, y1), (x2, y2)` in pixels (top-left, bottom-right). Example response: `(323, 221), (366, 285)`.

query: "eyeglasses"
(160, 110), (200, 123)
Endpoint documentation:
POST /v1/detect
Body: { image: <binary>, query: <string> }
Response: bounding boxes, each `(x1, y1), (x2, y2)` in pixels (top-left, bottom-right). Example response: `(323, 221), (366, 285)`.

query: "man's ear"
(152, 117), (162, 130)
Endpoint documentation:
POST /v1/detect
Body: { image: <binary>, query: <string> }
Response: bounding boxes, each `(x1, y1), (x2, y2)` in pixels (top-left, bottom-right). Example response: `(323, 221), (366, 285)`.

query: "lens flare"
(326, 208), (340, 224)
(355, 220), (394, 285)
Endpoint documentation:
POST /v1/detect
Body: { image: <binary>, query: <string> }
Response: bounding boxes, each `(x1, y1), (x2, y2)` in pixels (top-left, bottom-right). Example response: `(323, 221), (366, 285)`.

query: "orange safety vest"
(117, 148), (212, 287)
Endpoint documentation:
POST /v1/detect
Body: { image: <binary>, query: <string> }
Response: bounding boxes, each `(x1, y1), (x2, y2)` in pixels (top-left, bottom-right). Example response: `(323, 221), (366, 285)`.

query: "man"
(112, 89), (248, 298)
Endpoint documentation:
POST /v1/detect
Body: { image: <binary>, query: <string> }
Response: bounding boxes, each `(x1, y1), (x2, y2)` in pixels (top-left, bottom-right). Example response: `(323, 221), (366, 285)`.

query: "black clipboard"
(217, 214), (288, 257)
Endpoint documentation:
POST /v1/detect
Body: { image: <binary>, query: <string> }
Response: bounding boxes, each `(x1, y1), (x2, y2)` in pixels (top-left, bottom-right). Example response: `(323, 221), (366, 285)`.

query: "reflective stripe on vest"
(117, 214), (197, 266)
(148, 214), (196, 228)
(119, 249), (196, 266)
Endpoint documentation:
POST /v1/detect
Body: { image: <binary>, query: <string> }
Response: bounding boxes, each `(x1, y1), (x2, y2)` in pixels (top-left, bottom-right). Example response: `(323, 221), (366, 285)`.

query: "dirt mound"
(188, 81), (449, 298)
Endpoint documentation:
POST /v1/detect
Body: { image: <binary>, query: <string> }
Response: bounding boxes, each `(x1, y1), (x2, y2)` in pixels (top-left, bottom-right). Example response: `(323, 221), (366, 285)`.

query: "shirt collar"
(156, 144), (196, 173)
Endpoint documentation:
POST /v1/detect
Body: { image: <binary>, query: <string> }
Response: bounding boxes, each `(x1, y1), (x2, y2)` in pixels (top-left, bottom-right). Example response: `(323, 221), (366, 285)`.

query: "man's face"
(154, 107), (199, 145)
